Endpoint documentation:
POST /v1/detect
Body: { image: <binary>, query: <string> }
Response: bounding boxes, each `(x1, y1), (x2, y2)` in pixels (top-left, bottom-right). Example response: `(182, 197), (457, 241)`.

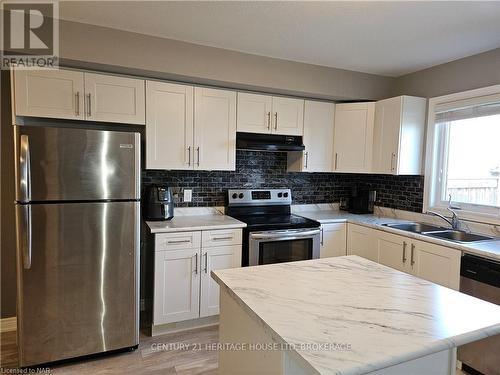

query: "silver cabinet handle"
(204, 252), (208, 273)
(167, 239), (191, 244)
(196, 146), (200, 166)
(410, 244), (415, 266)
(194, 253), (198, 274)
(18, 135), (31, 203)
(86, 93), (91, 117)
(267, 111), (271, 130)
(75, 92), (80, 116)
(274, 112), (278, 130)
(16, 204), (32, 269)
(402, 241), (407, 263)
(320, 227), (324, 246)
(334, 153), (338, 170)
(212, 236), (233, 241)
(187, 146), (191, 166)
(390, 152), (396, 172)
(304, 152), (309, 169)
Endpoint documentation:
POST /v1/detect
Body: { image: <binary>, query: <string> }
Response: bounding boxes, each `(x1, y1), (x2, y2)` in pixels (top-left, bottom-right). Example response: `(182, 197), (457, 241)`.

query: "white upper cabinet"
(13, 68), (145, 125)
(14, 69), (85, 120)
(84, 73), (145, 125)
(271, 96), (304, 136)
(145, 84), (236, 171)
(333, 102), (375, 173)
(236, 92), (272, 134)
(146, 81), (193, 170)
(288, 100), (335, 172)
(372, 96), (426, 175)
(237, 92), (304, 136)
(194, 87), (237, 171)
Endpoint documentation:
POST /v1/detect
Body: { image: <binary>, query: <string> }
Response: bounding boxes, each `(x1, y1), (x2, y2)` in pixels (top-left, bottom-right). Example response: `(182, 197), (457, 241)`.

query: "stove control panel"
(227, 189), (292, 206)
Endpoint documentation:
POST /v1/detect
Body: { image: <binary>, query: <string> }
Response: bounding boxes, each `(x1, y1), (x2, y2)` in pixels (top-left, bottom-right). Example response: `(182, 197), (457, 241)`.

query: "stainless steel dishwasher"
(458, 254), (500, 375)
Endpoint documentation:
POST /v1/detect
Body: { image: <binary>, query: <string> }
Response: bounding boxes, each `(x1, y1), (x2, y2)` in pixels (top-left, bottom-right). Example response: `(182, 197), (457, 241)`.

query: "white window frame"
(424, 84), (500, 225)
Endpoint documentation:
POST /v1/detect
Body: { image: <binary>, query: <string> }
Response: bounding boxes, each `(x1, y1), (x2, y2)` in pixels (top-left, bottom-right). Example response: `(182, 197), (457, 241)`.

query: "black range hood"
(236, 132), (305, 152)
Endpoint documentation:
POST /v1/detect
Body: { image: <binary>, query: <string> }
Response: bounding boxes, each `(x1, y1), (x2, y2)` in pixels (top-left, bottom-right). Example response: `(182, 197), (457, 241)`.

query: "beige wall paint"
(59, 20), (395, 101)
(393, 48), (500, 98)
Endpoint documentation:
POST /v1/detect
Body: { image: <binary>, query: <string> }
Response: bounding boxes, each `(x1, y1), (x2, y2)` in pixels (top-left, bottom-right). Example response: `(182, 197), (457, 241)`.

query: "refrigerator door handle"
(16, 204), (32, 269)
(19, 135), (31, 203)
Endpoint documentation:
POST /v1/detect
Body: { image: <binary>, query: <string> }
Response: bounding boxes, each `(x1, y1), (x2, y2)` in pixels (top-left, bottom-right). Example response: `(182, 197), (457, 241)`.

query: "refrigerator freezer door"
(15, 126), (140, 202)
(16, 202), (139, 367)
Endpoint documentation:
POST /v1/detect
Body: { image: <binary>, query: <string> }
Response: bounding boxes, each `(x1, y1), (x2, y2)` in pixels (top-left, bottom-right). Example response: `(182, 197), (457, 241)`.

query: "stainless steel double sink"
(382, 222), (495, 243)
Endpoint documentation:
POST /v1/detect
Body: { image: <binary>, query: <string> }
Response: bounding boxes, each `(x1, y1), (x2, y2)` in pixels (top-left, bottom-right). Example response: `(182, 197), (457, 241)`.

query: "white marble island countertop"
(212, 256), (500, 375)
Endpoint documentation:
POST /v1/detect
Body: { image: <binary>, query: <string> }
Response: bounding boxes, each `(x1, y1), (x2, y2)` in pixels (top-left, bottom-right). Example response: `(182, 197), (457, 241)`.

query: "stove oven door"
(248, 228), (320, 266)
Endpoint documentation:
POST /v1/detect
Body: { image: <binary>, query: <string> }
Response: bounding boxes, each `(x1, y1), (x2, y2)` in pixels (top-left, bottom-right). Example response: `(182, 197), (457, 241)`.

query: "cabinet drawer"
(202, 229), (242, 248)
(155, 231), (201, 251)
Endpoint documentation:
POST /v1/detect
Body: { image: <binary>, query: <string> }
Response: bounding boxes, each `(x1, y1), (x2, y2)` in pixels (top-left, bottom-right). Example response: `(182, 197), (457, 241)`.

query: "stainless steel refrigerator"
(14, 125), (140, 367)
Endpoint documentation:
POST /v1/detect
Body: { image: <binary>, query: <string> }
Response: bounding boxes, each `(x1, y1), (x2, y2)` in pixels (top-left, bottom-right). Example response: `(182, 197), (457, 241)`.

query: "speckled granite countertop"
(213, 256), (500, 375)
(297, 209), (500, 261)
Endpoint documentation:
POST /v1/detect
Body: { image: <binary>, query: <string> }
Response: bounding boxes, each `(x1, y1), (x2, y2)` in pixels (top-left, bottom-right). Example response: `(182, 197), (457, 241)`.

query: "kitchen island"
(212, 256), (500, 375)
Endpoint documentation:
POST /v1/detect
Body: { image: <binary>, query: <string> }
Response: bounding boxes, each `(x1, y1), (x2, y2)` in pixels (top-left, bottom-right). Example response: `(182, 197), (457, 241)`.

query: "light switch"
(183, 189), (192, 202)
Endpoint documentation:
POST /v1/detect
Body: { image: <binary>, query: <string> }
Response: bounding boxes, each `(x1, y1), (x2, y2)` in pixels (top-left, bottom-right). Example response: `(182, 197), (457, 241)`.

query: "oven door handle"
(250, 229), (320, 240)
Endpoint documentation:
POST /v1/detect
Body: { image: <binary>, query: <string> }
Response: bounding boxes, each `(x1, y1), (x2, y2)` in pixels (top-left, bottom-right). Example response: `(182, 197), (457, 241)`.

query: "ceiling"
(59, 1), (500, 77)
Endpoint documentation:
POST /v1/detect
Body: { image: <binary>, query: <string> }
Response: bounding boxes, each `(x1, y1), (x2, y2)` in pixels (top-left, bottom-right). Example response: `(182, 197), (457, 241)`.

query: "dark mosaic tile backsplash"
(142, 150), (424, 212)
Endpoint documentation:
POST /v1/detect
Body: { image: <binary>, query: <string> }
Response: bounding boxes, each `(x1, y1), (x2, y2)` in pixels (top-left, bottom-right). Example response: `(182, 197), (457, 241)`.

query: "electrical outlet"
(183, 189), (192, 202)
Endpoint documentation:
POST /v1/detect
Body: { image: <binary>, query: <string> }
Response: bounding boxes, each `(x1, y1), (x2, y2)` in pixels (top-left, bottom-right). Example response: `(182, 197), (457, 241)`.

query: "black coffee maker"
(143, 185), (174, 221)
(347, 186), (376, 214)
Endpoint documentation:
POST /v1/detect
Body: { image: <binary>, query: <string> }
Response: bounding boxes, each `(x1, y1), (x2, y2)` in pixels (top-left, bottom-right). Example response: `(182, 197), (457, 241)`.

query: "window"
(425, 87), (500, 223)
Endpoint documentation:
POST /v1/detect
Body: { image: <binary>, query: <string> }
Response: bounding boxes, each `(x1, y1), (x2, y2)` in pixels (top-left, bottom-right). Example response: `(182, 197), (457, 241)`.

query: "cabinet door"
(376, 231), (409, 273)
(397, 96), (427, 175)
(320, 223), (346, 258)
(14, 69), (84, 120)
(346, 224), (378, 262)
(194, 87), (236, 171)
(237, 92), (272, 134)
(200, 245), (241, 317)
(303, 101), (335, 172)
(84, 73), (145, 124)
(153, 248), (200, 325)
(410, 240), (461, 290)
(333, 103), (375, 173)
(373, 97), (402, 174)
(145, 81), (194, 170)
(272, 97), (304, 136)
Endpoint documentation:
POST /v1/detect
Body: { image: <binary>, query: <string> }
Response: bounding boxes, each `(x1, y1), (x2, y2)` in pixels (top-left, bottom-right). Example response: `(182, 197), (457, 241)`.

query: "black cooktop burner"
(229, 213), (320, 231)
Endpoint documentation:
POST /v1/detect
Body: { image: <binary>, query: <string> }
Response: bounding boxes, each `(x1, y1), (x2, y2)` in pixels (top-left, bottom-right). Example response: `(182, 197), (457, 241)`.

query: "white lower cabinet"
(411, 240), (461, 290)
(153, 229), (242, 326)
(346, 224), (461, 290)
(346, 224), (378, 262)
(200, 245), (242, 317)
(320, 223), (346, 258)
(154, 248), (200, 325)
(377, 231), (411, 273)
